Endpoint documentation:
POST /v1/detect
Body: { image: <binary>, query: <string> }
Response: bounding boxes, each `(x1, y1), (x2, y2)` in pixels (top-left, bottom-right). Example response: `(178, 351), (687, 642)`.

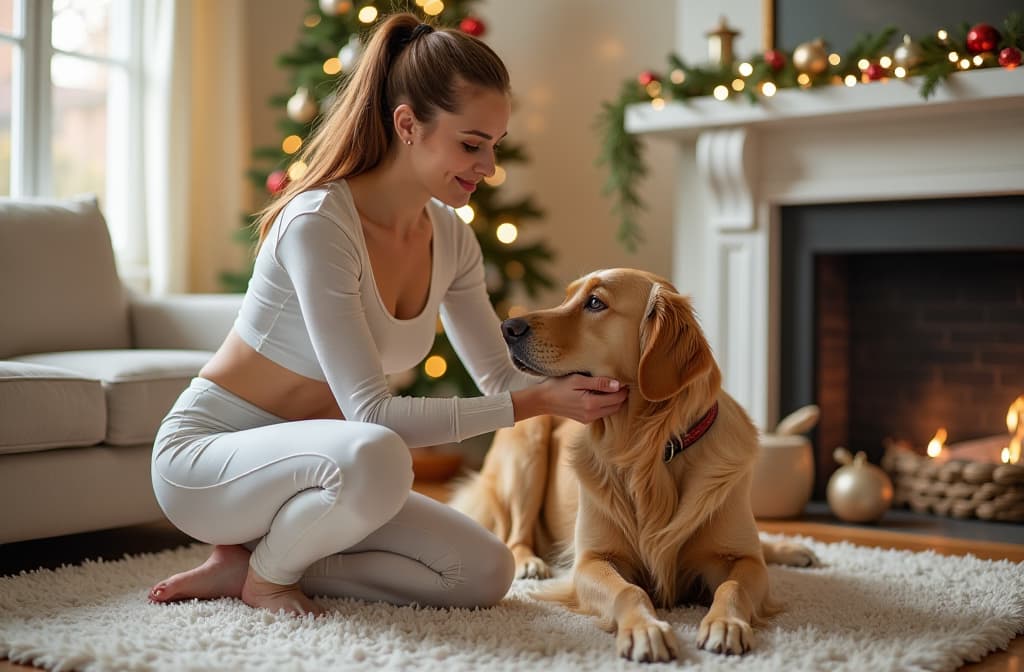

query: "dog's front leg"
(698, 556), (768, 655)
(574, 555), (682, 662)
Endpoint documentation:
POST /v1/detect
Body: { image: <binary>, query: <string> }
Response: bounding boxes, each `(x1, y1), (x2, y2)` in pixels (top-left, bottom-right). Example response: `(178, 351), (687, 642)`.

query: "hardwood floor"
(2, 481), (1021, 671)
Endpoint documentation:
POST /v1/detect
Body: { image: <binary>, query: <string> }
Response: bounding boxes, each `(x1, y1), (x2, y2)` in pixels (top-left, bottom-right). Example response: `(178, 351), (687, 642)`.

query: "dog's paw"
(515, 556), (551, 580)
(697, 615), (754, 655)
(770, 541), (820, 568)
(616, 616), (682, 662)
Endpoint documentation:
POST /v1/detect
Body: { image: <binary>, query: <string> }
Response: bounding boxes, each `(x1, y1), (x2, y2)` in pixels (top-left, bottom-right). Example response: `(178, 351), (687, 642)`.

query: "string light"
(455, 205), (475, 224)
(828, 53), (841, 66)
(650, 97), (665, 110)
(948, 51), (959, 62)
(323, 58), (341, 75)
(287, 161), (308, 180)
(282, 135), (303, 154)
(424, 355), (447, 378)
(844, 74), (857, 87)
(670, 68), (685, 84)
(760, 82), (777, 97)
(796, 73), (811, 86)
(731, 78), (745, 91)
(937, 29), (949, 41)
(894, 66), (907, 78)
(879, 56), (892, 68)
(737, 62), (753, 77)
(857, 58), (870, 71)
(423, 0), (444, 16)
(304, 15), (321, 28)
(959, 58), (971, 69)
(496, 222), (518, 244)
(645, 81), (662, 97)
(358, 6), (378, 23)
(972, 55), (984, 66)
(484, 165), (507, 187)
(713, 85), (729, 100)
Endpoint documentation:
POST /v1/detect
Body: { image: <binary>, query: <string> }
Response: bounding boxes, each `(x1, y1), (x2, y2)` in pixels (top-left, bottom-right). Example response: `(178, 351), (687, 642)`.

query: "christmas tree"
(221, 0), (555, 399)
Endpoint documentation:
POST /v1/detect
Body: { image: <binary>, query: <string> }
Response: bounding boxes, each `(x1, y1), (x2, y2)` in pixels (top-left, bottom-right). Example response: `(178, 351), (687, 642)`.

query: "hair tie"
(409, 23), (434, 41)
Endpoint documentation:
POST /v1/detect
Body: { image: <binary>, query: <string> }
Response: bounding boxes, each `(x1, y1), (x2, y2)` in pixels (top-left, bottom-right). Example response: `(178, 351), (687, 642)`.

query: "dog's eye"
(585, 295), (607, 312)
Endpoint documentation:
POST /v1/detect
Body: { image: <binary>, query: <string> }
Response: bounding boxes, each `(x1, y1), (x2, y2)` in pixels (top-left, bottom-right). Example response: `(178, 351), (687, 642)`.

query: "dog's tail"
(447, 471), (510, 541)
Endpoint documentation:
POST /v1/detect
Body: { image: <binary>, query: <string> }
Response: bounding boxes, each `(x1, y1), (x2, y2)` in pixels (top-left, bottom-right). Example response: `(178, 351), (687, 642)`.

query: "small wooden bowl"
(411, 447), (464, 482)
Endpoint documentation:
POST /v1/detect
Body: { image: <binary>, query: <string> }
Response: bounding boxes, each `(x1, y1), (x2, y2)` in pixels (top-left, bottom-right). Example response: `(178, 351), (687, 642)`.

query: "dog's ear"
(637, 285), (715, 402)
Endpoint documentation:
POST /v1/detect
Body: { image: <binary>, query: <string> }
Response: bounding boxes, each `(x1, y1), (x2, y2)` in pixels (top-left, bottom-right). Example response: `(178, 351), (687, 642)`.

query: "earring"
(404, 139), (412, 146)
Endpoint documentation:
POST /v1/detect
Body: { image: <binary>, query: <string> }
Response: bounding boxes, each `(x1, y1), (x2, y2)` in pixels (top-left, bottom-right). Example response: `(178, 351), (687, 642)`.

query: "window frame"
(2, 0), (143, 219)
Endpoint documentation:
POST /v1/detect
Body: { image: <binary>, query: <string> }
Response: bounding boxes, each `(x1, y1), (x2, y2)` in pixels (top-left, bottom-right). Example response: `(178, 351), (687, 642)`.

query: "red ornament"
(966, 23), (1000, 54)
(999, 46), (1022, 69)
(865, 63), (886, 81)
(764, 49), (787, 71)
(637, 70), (660, 86)
(266, 169), (288, 195)
(459, 16), (486, 37)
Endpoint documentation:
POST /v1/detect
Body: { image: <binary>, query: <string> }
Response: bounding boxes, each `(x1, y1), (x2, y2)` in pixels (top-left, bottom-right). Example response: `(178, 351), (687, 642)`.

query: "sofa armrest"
(130, 292), (242, 352)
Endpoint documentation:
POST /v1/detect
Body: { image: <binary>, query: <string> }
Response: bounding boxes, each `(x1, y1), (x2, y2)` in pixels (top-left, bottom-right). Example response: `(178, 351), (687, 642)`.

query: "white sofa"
(0, 196), (242, 543)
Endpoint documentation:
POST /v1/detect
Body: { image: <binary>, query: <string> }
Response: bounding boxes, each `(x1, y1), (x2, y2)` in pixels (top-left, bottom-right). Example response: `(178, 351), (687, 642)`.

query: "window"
(1, 0), (140, 255)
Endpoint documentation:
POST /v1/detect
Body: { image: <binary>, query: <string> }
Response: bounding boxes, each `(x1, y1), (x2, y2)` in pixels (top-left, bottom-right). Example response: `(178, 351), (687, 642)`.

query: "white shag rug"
(1, 535), (1022, 672)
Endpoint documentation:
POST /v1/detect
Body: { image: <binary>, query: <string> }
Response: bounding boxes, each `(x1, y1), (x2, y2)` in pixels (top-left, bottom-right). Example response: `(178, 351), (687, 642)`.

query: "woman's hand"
(513, 374), (628, 423)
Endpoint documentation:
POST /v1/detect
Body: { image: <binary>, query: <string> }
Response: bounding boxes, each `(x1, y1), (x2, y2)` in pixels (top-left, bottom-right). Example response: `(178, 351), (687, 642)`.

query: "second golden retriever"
(450, 268), (816, 662)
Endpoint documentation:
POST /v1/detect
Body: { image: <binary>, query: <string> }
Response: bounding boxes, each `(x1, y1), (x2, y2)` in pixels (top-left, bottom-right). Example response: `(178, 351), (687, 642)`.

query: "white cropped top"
(233, 180), (537, 448)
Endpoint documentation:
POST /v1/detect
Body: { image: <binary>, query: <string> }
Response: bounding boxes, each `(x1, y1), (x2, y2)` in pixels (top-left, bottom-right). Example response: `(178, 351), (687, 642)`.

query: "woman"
(148, 13), (627, 617)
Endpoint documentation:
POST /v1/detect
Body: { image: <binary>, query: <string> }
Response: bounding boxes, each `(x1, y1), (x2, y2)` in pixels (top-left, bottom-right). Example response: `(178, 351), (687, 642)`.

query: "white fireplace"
(625, 68), (1024, 430)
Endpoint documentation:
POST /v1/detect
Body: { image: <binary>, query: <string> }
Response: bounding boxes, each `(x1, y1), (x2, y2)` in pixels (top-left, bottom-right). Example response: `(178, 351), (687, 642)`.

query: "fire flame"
(927, 427), (947, 458)
(1003, 396), (1023, 464)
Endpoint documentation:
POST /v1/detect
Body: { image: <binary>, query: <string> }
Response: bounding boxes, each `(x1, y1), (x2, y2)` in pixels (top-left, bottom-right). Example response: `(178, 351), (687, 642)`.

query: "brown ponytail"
(254, 12), (510, 246)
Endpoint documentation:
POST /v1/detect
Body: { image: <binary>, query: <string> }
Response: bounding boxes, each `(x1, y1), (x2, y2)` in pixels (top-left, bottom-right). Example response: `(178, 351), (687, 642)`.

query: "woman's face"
(412, 88), (511, 208)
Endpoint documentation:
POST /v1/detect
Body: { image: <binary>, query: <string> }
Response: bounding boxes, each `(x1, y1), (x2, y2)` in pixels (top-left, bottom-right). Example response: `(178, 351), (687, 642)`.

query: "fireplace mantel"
(625, 68), (1024, 429)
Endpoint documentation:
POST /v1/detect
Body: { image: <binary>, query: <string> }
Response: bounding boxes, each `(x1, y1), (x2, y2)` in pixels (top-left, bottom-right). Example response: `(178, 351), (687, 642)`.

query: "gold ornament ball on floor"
(827, 447), (894, 523)
(793, 38), (829, 75)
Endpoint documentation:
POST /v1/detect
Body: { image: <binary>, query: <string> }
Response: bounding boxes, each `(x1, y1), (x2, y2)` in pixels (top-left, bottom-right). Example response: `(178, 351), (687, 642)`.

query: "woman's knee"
(462, 535), (515, 608)
(339, 424), (413, 515)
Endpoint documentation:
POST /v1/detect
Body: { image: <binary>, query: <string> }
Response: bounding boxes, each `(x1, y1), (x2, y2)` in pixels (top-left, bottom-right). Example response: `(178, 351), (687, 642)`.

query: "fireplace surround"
(625, 68), (1024, 492)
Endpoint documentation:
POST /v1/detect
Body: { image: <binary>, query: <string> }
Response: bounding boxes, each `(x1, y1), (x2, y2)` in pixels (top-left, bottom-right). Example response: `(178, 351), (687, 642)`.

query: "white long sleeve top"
(233, 179), (537, 448)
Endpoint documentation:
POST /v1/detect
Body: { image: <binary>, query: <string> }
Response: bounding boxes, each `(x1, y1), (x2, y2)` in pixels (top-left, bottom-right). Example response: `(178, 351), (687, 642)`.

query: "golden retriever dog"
(450, 269), (817, 662)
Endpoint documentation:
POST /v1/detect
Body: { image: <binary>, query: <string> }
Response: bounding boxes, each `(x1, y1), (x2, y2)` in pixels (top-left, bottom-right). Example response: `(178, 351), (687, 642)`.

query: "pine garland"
(600, 13), (1023, 251)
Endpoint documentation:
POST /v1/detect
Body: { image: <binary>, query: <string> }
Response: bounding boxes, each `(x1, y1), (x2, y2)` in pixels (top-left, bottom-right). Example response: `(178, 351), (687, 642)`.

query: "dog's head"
(502, 268), (719, 402)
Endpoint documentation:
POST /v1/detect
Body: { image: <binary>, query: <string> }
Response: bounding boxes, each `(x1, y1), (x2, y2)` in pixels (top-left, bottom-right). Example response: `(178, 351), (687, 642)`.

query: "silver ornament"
(893, 34), (924, 69)
(339, 35), (362, 72)
(286, 87), (319, 124)
(826, 447), (893, 523)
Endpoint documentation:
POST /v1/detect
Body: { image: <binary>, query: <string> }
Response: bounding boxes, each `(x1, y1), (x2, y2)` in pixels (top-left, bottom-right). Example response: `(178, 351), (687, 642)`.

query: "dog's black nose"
(501, 318), (530, 345)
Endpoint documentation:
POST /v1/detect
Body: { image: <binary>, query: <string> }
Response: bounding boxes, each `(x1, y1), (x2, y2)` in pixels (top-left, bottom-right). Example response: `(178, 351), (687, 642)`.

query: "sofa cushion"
(0, 195), (130, 359)
(0, 361), (106, 455)
(14, 350), (213, 446)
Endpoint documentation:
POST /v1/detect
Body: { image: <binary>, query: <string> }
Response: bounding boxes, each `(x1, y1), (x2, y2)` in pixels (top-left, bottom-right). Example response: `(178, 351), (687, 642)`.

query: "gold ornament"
(286, 87), (319, 124)
(793, 38), (829, 75)
(893, 34), (924, 69)
(827, 447), (893, 523)
(705, 16), (741, 67)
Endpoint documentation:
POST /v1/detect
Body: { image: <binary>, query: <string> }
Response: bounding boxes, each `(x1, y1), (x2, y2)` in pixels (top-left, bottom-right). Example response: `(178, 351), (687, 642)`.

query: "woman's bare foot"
(241, 568), (325, 617)
(148, 544), (250, 603)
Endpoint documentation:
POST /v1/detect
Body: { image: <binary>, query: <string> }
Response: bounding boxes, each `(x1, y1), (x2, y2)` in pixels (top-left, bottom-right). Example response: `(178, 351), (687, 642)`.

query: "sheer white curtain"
(138, 0), (247, 295)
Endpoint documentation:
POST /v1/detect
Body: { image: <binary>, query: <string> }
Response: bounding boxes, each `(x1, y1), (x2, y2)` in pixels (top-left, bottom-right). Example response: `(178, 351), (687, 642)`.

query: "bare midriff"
(198, 330), (344, 421)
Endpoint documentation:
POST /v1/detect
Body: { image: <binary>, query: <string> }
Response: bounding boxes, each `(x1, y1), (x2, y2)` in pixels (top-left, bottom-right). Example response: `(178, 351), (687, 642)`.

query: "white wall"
(237, 0), (679, 307)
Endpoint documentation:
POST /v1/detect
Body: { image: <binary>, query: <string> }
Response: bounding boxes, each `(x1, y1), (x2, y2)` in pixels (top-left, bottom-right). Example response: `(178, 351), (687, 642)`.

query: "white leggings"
(152, 377), (514, 608)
